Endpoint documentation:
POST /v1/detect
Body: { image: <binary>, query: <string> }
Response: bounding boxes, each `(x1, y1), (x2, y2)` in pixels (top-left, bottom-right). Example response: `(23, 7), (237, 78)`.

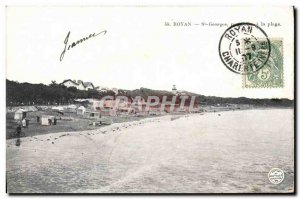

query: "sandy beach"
(6, 108), (294, 193)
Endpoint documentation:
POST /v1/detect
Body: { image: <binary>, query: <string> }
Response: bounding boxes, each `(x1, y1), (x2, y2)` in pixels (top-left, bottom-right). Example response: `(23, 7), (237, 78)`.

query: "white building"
(76, 106), (86, 115)
(82, 82), (94, 90)
(60, 79), (95, 90)
(14, 109), (27, 120)
(172, 85), (177, 95)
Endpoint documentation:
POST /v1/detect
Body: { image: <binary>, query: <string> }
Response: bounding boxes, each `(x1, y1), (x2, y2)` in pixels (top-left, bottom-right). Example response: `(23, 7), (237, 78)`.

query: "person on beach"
(26, 119), (29, 128)
(22, 118), (26, 128)
(16, 125), (21, 137)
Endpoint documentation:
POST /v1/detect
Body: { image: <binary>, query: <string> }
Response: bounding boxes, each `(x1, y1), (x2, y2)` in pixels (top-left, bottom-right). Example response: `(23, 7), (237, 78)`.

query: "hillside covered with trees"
(6, 79), (293, 107)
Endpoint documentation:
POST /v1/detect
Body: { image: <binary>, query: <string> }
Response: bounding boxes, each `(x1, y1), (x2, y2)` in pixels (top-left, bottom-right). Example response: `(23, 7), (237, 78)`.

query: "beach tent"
(52, 106), (64, 112)
(67, 104), (77, 109)
(77, 106), (86, 115)
(26, 106), (38, 112)
(51, 106), (64, 115)
(65, 104), (77, 112)
(14, 109), (27, 120)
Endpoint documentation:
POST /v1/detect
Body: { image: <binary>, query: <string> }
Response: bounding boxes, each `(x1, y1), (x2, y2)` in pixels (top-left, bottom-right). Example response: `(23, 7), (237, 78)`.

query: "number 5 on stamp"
(243, 39), (284, 88)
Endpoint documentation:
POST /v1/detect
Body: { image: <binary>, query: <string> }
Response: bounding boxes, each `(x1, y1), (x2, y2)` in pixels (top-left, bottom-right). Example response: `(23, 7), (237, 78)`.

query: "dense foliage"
(6, 80), (113, 105)
(6, 79), (293, 107)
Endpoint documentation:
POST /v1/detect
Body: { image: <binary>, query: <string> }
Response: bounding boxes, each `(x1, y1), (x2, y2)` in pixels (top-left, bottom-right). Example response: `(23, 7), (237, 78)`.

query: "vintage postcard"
(6, 6), (294, 194)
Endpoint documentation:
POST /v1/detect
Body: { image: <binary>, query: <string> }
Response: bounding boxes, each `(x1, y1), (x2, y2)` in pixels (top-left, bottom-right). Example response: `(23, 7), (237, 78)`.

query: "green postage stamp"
(243, 39), (284, 88)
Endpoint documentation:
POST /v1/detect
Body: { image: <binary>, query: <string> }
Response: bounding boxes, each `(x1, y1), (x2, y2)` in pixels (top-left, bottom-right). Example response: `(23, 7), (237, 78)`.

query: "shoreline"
(6, 107), (293, 141)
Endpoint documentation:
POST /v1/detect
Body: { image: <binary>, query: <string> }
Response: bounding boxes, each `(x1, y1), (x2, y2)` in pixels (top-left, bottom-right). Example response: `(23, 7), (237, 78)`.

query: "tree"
(50, 80), (57, 86)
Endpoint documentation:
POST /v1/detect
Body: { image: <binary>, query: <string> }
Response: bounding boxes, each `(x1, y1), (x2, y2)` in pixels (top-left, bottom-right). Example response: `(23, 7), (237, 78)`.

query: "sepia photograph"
(5, 5), (295, 194)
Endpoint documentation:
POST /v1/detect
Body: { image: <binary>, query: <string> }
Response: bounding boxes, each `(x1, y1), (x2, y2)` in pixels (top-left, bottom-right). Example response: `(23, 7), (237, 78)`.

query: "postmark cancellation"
(243, 39), (284, 88)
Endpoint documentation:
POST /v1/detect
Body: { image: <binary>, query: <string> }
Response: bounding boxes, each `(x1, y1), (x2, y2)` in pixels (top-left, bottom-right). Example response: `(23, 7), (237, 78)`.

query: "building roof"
(61, 79), (79, 85)
(41, 115), (55, 119)
(61, 79), (95, 89)
(85, 110), (100, 113)
(66, 104), (77, 109)
(15, 109), (27, 113)
(77, 106), (86, 110)
(83, 82), (94, 88)
(52, 106), (64, 111)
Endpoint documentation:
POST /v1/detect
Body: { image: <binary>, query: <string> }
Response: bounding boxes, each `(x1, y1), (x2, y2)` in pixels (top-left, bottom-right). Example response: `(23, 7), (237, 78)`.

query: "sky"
(6, 6), (294, 99)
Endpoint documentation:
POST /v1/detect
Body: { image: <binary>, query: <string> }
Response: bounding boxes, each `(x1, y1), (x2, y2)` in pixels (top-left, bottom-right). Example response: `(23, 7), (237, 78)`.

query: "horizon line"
(5, 78), (294, 101)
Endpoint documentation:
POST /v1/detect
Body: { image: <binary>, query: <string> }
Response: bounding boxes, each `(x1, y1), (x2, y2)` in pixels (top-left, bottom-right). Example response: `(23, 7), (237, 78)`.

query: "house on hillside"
(60, 79), (95, 90)
(61, 79), (81, 90)
(95, 86), (109, 92)
(82, 82), (95, 90)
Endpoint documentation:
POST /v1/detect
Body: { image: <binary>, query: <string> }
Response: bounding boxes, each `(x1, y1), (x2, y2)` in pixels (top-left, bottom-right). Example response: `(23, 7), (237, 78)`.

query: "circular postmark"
(219, 22), (271, 74)
(268, 168), (284, 185)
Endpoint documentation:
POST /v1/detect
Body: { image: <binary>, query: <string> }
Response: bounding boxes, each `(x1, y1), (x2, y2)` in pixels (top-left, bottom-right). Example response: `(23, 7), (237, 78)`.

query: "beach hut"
(14, 109), (27, 120)
(77, 106), (86, 115)
(83, 110), (101, 119)
(41, 115), (55, 126)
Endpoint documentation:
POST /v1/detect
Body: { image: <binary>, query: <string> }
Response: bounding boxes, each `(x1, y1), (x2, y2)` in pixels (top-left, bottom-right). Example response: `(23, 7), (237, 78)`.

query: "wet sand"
(6, 109), (294, 193)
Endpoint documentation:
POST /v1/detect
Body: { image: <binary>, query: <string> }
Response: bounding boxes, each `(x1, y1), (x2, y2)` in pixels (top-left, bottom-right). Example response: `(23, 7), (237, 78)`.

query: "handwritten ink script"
(60, 30), (107, 61)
